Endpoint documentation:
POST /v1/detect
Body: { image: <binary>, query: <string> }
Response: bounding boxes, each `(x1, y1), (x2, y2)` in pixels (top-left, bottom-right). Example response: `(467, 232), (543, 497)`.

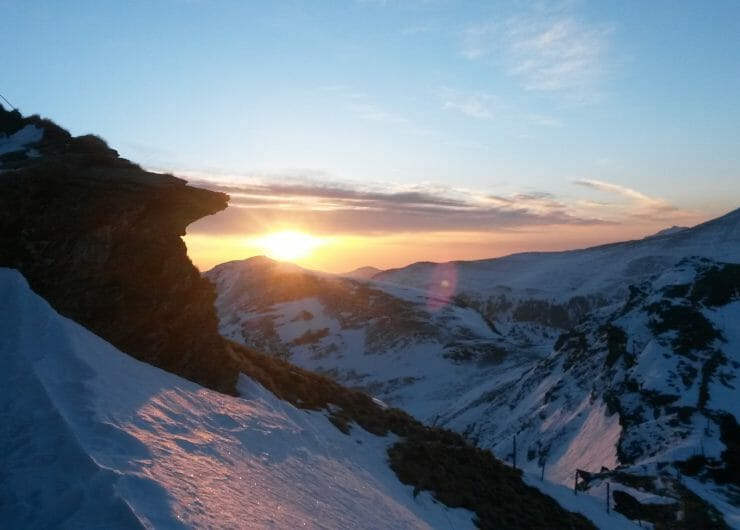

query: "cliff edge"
(0, 106), (238, 393)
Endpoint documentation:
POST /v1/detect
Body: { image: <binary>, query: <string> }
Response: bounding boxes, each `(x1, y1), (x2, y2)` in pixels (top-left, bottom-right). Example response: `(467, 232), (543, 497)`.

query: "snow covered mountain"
(206, 256), (522, 421)
(208, 208), (740, 527)
(375, 209), (740, 308)
(442, 257), (739, 526)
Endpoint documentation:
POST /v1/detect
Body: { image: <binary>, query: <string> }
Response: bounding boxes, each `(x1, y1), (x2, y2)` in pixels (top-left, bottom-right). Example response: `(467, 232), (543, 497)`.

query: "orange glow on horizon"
(183, 220), (689, 275)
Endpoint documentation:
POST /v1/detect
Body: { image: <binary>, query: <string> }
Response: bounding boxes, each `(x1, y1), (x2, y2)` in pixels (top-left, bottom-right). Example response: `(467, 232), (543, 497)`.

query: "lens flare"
(427, 262), (457, 311)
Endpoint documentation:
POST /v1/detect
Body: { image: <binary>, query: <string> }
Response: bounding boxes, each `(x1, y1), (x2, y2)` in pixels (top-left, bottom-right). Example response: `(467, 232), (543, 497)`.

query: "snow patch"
(0, 124), (43, 156)
(547, 399), (622, 485)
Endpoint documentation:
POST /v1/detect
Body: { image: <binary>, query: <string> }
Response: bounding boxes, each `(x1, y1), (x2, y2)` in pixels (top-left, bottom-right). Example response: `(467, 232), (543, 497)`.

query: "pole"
(606, 482), (610, 514)
(0, 92), (15, 110)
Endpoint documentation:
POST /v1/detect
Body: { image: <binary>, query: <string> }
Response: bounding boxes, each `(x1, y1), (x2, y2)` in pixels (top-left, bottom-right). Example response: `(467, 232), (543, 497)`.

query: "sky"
(2, 0), (739, 272)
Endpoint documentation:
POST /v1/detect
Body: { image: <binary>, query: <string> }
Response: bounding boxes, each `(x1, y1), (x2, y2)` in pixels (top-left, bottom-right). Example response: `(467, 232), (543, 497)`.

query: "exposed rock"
(0, 106), (238, 393)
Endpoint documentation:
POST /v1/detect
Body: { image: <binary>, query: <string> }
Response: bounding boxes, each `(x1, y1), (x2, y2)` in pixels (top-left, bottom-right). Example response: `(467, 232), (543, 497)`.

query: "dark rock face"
(0, 106), (238, 393)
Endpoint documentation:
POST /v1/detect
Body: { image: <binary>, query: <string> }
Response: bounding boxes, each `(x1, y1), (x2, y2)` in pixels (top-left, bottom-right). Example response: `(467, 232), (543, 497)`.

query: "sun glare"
(252, 230), (323, 262)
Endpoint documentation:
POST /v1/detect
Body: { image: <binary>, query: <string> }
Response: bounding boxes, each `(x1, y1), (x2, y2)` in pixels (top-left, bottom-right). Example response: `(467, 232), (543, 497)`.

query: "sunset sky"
(3, 1), (739, 272)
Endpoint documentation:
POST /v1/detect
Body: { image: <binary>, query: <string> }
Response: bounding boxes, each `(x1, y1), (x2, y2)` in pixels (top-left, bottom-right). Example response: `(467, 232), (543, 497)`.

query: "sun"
(252, 230), (323, 262)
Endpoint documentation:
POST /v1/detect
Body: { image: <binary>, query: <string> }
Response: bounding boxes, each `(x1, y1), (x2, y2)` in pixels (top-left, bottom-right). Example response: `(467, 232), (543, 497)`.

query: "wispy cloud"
(185, 174), (608, 236)
(435, 87), (563, 130)
(324, 84), (439, 136)
(438, 88), (498, 120)
(575, 178), (672, 207)
(461, 2), (614, 101)
(573, 178), (694, 220)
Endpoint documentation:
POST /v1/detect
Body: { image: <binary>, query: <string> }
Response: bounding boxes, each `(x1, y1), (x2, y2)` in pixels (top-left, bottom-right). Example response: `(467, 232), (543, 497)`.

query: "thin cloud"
(438, 88), (498, 120)
(325, 84), (440, 136)
(186, 175), (608, 236)
(573, 178), (694, 220)
(575, 178), (672, 208)
(436, 87), (563, 130)
(461, 3), (614, 101)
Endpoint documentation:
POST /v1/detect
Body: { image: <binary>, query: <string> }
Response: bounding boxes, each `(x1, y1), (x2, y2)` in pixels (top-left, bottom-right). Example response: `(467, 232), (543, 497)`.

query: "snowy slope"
(0, 268), (477, 529)
(408, 257), (740, 527)
(205, 256), (537, 422)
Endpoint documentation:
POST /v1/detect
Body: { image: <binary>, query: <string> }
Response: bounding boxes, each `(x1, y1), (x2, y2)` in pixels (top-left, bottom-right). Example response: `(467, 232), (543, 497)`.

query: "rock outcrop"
(0, 106), (238, 393)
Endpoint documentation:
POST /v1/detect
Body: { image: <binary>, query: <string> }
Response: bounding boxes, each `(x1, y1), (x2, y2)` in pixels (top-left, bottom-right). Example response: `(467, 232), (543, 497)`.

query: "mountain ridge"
(377, 207), (740, 279)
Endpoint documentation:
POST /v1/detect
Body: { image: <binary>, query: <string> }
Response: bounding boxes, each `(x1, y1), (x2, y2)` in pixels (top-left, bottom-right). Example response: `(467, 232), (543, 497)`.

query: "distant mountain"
(342, 265), (384, 280)
(375, 208), (740, 307)
(209, 208), (740, 527)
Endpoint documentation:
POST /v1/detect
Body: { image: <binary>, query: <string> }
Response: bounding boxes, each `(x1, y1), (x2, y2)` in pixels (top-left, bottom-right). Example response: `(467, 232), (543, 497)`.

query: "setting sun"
(252, 230), (324, 262)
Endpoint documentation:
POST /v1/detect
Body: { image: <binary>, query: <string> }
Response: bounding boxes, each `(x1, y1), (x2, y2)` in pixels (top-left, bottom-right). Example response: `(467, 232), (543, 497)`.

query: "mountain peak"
(341, 265), (383, 280)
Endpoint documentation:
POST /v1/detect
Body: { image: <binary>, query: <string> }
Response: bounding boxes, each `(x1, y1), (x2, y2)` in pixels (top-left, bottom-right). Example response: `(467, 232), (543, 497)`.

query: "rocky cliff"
(0, 106), (238, 393)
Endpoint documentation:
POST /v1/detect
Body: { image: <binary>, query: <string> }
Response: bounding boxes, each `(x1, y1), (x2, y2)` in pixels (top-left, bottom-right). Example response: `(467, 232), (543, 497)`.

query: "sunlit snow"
(0, 268), (475, 529)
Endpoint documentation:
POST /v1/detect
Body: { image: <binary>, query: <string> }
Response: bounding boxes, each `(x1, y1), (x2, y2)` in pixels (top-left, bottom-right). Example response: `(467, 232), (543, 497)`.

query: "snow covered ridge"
(375, 207), (740, 309)
(0, 268), (479, 529)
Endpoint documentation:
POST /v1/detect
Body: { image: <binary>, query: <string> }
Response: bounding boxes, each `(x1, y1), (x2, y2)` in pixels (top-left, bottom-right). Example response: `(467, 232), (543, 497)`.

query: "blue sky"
(2, 1), (739, 269)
